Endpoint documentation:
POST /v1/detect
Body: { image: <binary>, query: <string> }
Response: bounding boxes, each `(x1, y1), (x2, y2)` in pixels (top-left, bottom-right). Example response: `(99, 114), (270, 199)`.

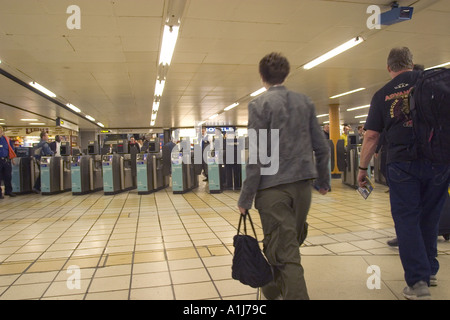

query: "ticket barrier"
(11, 147), (34, 194)
(102, 153), (136, 195)
(207, 150), (222, 194)
(171, 151), (199, 194)
(136, 153), (169, 195)
(71, 155), (103, 195)
(40, 156), (71, 195)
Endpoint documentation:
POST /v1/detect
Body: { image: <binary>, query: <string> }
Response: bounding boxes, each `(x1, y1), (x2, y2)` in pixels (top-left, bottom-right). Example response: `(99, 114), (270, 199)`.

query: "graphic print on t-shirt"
(385, 85), (413, 128)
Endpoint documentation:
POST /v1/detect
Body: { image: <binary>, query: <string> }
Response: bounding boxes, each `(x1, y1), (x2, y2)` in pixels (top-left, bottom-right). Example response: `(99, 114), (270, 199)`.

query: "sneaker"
(6, 192), (17, 197)
(387, 238), (399, 247)
(403, 281), (431, 300)
(430, 275), (438, 287)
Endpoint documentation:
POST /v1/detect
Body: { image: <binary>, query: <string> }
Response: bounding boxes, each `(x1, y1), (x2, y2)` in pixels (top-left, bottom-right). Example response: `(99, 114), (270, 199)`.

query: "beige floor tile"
(43, 279), (90, 298)
(166, 248), (198, 260)
(170, 268), (211, 285)
(94, 264), (132, 278)
(26, 259), (66, 273)
(214, 279), (257, 297)
(130, 286), (174, 300)
(85, 289), (129, 300)
(168, 258), (203, 271)
(207, 266), (233, 281)
(131, 272), (171, 289)
(88, 275), (131, 293)
(15, 271), (58, 285)
(173, 281), (219, 300)
(0, 282), (49, 300)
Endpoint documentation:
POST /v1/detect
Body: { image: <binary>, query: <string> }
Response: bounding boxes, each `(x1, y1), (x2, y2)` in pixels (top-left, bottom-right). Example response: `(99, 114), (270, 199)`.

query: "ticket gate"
(90, 155), (104, 192)
(207, 151), (222, 194)
(61, 156), (72, 192)
(40, 156), (63, 195)
(136, 153), (169, 195)
(171, 151), (199, 194)
(102, 154), (122, 195)
(121, 153), (135, 192)
(102, 153), (135, 195)
(11, 147), (34, 194)
(71, 155), (91, 195)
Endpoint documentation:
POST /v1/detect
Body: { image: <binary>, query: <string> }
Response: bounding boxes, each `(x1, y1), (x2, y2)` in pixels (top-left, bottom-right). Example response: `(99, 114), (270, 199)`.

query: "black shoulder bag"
(231, 210), (273, 288)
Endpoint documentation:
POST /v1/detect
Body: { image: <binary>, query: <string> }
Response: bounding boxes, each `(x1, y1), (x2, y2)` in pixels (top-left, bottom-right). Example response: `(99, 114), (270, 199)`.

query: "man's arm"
(357, 129), (380, 187)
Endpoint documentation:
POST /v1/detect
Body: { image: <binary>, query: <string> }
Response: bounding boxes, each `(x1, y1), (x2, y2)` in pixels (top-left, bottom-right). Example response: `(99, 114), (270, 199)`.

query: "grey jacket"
(238, 86), (330, 209)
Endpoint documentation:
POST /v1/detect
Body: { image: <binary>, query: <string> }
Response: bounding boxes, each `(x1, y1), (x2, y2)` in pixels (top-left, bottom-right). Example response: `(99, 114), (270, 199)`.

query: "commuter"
(340, 125), (350, 147)
(358, 47), (450, 300)
(49, 135), (61, 157)
(237, 52), (330, 300)
(129, 137), (140, 153)
(322, 124), (330, 139)
(357, 125), (365, 144)
(0, 126), (17, 199)
(33, 131), (54, 193)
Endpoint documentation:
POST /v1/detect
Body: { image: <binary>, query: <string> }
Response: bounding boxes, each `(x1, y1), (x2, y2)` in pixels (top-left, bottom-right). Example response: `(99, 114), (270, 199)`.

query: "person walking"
(237, 52), (330, 300)
(0, 126), (17, 199)
(358, 47), (450, 300)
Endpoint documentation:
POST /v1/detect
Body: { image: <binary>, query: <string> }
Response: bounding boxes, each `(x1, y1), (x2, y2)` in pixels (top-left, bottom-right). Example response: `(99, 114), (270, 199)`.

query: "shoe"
(430, 275), (438, 287)
(387, 238), (399, 247)
(32, 188), (40, 194)
(6, 193), (17, 197)
(403, 281), (431, 300)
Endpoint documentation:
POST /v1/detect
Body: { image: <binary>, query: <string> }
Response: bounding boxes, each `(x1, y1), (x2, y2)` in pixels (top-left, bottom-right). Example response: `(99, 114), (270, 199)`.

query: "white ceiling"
(0, 0), (449, 130)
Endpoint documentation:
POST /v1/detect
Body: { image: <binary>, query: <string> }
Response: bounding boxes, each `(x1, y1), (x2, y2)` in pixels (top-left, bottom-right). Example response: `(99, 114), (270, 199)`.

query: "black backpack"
(232, 211), (273, 288)
(410, 68), (450, 164)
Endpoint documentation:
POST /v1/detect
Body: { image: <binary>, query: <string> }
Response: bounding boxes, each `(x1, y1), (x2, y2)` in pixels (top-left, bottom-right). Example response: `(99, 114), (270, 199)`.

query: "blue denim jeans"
(387, 160), (450, 287)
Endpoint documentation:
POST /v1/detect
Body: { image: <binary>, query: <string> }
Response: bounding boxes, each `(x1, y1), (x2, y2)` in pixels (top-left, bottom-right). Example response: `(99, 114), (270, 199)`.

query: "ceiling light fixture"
(316, 114), (329, 118)
(209, 113), (219, 120)
(154, 80), (166, 97)
(20, 119), (38, 121)
(347, 104), (370, 111)
(354, 114), (368, 118)
(425, 62), (450, 70)
(224, 103), (239, 111)
(150, 120), (156, 126)
(97, 122), (105, 128)
(159, 25), (180, 66)
(29, 123), (46, 126)
(330, 87), (366, 99)
(66, 103), (81, 113)
(250, 87), (267, 97)
(29, 82), (57, 98)
(85, 115), (95, 122)
(303, 36), (364, 70)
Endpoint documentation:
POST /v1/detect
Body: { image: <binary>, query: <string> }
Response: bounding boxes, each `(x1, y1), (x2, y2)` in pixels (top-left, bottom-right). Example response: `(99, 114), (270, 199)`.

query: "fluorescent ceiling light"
(355, 114), (368, 118)
(425, 62), (450, 70)
(152, 101), (160, 111)
(29, 82), (57, 98)
(209, 113), (219, 120)
(359, 120), (366, 123)
(347, 104), (370, 111)
(250, 87), (267, 97)
(150, 120), (156, 126)
(197, 120), (206, 126)
(303, 36), (364, 70)
(21, 119), (38, 121)
(151, 113), (157, 120)
(155, 80), (166, 97)
(66, 103), (81, 113)
(224, 103), (239, 111)
(159, 25), (180, 66)
(97, 122), (105, 128)
(330, 87), (366, 99)
(29, 123), (46, 125)
(0, 123), (5, 125)
(316, 114), (328, 118)
(323, 121), (330, 124)
(85, 115), (95, 122)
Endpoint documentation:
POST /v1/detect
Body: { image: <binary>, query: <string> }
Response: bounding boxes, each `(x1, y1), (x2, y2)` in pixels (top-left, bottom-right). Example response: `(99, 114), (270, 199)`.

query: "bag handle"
(237, 210), (258, 241)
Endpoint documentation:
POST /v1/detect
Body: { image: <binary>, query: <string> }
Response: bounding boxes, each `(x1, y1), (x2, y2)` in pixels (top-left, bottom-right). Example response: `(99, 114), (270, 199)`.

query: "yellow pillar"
(329, 104), (341, 175)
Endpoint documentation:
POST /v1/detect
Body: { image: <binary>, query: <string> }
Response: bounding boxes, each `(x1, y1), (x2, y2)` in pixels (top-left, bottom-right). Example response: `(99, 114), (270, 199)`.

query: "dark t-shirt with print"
(364, 70), (421, 164)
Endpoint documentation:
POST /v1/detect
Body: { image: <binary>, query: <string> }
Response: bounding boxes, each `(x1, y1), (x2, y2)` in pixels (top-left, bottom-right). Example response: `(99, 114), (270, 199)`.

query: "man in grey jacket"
(238, 53), (330, 300)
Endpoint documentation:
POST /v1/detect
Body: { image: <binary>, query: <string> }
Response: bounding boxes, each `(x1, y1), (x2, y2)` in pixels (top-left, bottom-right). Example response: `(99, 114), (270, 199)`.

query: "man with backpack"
(358, 47), (450, 300)
(33, 131), (54, 193)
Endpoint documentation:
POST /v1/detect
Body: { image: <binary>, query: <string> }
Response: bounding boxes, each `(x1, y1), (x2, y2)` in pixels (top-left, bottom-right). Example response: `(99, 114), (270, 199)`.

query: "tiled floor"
(1, 178), (449, 300)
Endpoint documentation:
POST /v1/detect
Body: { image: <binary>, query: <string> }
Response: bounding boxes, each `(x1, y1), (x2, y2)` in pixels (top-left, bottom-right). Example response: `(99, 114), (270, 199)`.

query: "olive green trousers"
(254, 179), (312, 300)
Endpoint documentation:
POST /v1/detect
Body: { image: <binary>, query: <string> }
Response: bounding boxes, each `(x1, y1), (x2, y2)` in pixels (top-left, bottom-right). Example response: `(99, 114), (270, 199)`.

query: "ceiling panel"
(0, 0), (449, 130)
